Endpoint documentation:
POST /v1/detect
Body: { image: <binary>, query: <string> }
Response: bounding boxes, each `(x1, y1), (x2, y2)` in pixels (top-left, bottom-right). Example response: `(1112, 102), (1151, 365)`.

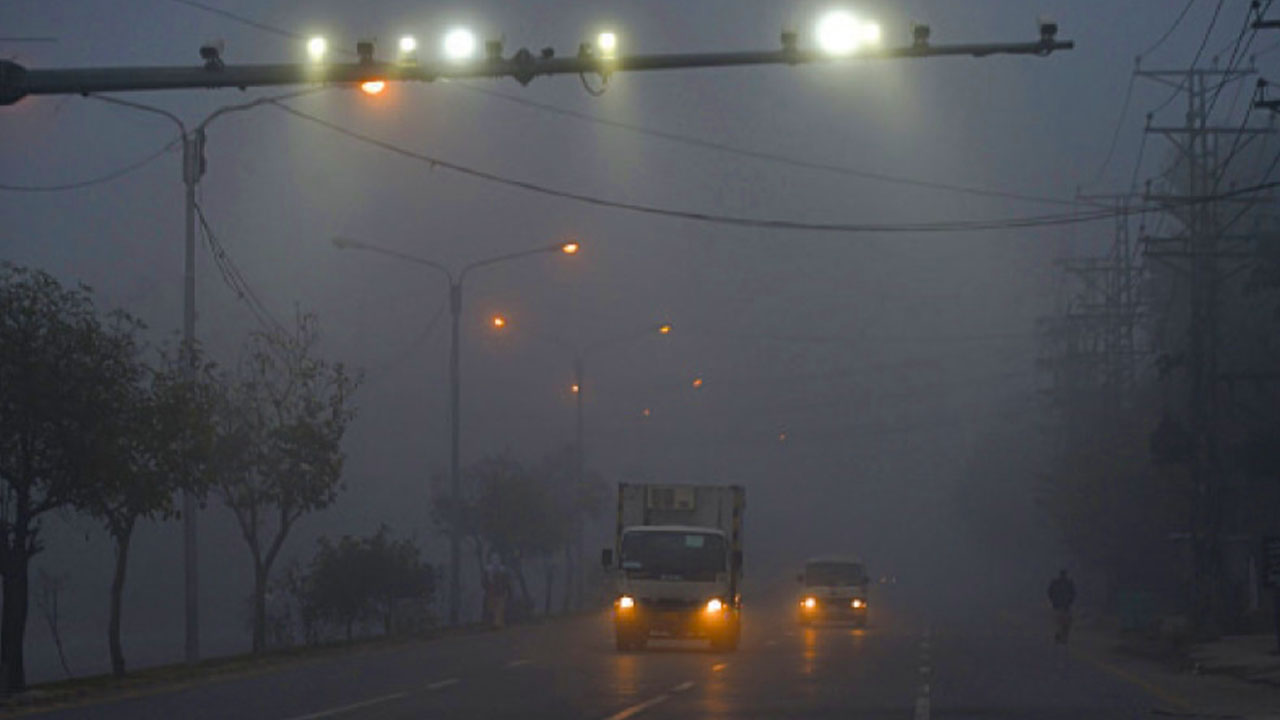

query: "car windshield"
(805, 562), (868, 587)
(621, 531), (726, 580)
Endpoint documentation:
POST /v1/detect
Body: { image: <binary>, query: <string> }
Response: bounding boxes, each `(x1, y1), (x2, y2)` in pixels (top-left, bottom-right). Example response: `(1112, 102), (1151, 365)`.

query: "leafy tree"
(301, 526), (433, 641)
(213, 313), (359, 652)
(432, 451), (598, 618)
(0, 264), (139, 690)
(81, 345), (219, 676)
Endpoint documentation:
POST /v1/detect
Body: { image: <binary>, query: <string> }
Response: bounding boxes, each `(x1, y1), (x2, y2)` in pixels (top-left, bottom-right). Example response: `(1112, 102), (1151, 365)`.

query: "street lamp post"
(333, 237), (577, 625)
(492, 320), (671, 609)
(90, 88), (325, 664)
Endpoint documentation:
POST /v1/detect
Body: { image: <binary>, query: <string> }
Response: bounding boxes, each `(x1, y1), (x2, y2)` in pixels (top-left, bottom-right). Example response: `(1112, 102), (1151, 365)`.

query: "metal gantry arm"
(0, 31), (1072, 106)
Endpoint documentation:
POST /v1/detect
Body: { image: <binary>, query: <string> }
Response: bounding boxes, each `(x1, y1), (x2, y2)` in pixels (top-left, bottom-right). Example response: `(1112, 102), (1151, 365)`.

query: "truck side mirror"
(601, 548), (613, 568)
(732, 550), (743, 571)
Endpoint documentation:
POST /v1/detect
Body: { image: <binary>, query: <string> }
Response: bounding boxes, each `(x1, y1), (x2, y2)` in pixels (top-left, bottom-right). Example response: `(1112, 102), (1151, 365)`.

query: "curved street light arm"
(330, 237), (456, 285)
(458, 242), (567, 284)
(196, 85), (331, 131)
(90, 94), (187, 135)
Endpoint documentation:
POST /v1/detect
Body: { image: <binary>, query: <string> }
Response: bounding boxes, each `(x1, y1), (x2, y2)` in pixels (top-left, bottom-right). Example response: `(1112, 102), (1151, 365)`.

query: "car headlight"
(851, 598), (865, 609)
(705, 598), (724, 613)
(617, 595), (635, 609)
(801, 596), (817, 610)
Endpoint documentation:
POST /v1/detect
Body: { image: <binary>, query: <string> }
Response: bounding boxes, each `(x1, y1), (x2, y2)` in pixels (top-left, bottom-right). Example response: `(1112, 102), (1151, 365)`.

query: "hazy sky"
(2, 0), (1274, 680)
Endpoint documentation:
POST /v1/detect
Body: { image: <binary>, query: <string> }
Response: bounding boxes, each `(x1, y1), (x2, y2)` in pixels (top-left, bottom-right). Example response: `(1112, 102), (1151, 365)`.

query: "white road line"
(281, 692), (409, 720)
(913, 695), (930, 720)
(601, 693), (671, 720)
(711, 663), (728, 672)
(671, 681), (695, 693)
(506, 659), (532, 668)
(919, 665), (931, 676)
(427, 678), (460, 691)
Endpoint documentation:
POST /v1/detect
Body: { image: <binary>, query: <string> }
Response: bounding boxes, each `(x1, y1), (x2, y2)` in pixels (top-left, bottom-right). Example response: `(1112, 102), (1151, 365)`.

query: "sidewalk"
(1072, 620), (1280, 719)
(1191, 633), (1280, 688)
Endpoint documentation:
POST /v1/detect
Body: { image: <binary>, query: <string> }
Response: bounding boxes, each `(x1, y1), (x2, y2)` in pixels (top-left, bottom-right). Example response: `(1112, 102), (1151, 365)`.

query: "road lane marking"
(506, 659), (532, 668)
(913, 695), (930, 720)
(601, 693), (671, 720)
(711, 663), (727, 672)
(1081, 656), (1192, 711)
(671, 681), (694, 693)
(427, 678), (460, 691)
(919, 665), (931, 675)
(282, 691), (409, 720)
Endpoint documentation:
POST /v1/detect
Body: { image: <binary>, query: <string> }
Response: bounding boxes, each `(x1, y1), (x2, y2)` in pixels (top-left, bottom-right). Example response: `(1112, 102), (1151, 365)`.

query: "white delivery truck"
(601, 483), (745, 651)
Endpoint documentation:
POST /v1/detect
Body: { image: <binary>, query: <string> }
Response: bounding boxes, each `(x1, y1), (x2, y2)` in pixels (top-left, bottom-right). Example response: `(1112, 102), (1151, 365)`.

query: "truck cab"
(796, 556), (870, 627)
(602, 484), (745, 651)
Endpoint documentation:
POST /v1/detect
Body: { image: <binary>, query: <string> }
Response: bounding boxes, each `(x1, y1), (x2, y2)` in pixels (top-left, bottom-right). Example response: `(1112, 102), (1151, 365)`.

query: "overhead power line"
(1092, 0), (1198, 184)
(271, 100), (1277, 235)
(0, 136), (179, 191)
(450, 83), (1075, 208)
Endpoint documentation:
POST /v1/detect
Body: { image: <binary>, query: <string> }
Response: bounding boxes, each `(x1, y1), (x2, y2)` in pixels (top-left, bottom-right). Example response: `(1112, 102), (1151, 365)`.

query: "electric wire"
(452, 83), (1077, 208)
(1149, 0), (1228, 118)
(272, 99), (1280, 235)
(270, 100), (1143, 234)
(1140, 0), (1199, 59)
(194, 201), (287, 337)
(0, 137), (180, 192)
(1093, 0), (1199, 184)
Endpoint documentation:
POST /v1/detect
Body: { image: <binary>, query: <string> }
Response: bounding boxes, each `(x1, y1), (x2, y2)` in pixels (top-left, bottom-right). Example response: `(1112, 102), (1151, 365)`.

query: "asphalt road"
(26, 599), (1170, 719)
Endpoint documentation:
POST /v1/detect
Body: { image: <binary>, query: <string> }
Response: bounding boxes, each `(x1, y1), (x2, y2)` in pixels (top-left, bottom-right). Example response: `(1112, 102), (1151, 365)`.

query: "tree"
(80, 345), (219, 676)
(432, 452), (584, 620)
(0, 264), (139, 690)
(213, 313), (359, 652)
(302, 526), (433, 641)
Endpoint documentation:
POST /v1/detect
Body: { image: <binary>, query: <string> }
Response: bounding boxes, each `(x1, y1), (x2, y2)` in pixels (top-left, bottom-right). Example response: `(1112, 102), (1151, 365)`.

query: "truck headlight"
(851, 598), (865, 609)
(705, 598), (724, 614)
(801, 596), (817, 610)
(617, 595), (635, 609)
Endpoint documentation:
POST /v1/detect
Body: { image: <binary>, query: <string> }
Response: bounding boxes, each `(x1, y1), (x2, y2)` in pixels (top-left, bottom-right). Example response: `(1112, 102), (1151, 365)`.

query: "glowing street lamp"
(399, 35), (418, 54)
(561, 241), (581, 255)
(596, 31), (619, 58)
(360, 80), (386, 95)
(815, 10), (881, 55)
(443, 27), (477, 61)
(692, 377), (704, 389)
(491, 315), (508, 329)
(306, 36), (328, 62)
(658, 323), (672, 335)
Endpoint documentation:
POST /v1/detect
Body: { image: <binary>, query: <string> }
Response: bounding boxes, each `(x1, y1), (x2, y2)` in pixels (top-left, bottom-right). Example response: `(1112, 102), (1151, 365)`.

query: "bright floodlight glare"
(306, 36), (328, 61)
(360, 80), (386, 95)
(816, 10), (877, 55)
(399, 35), (418, 53)
(443, 27), (477, 60)
(597, 31), (618, 56)
(561, 241), (580, 254)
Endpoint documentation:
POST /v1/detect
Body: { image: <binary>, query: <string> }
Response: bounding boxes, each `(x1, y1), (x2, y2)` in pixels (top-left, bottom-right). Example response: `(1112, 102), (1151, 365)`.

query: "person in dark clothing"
(1047, 569), (1076, 643)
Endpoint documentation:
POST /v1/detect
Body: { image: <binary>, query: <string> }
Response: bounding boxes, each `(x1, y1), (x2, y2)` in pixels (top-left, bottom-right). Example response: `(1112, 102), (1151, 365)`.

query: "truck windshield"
(805, 562), (867, 587)
(621, 531), (726, 581)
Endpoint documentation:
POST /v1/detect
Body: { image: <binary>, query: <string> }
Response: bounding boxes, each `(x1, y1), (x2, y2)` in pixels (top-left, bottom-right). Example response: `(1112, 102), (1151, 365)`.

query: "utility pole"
(1138, 63), (1272, 629)
(181, 128), (204, 663)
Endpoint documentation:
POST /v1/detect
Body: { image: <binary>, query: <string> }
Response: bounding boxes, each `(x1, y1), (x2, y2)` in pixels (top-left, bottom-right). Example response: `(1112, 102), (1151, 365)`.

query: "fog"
(0, 0), (1224, 683)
